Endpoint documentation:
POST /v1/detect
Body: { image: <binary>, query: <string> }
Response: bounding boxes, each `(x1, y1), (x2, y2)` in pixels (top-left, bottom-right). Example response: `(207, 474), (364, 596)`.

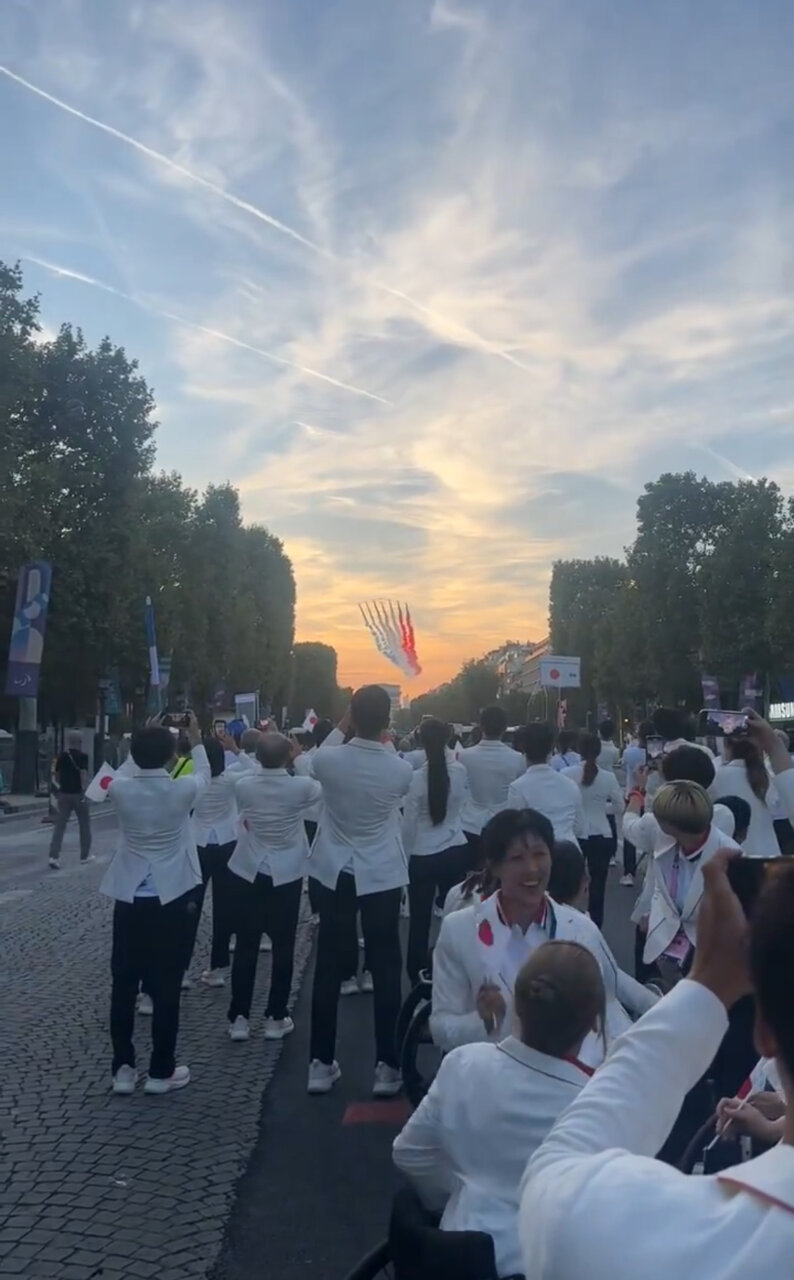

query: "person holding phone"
(711, 732), (782, 858)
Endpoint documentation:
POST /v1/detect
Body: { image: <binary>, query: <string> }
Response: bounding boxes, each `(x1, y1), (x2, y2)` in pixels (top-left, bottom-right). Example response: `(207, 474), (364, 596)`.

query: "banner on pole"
(539, 656), (581, 689)
(738, 673), (762, 711)
(5, 561), (53, 698)
(144, 596), (160, 688)
(234, 691), (259, 728)
(701, 675), (721, 711)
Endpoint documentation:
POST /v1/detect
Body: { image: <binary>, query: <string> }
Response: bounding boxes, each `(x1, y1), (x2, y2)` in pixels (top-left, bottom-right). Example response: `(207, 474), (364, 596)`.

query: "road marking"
(342, 1099), (412, 1126)
(0, 889), (33, 904)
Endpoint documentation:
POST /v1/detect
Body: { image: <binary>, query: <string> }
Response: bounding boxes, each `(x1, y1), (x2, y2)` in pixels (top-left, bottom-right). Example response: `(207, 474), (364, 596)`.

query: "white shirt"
(458, 740), (526, 834)
(402, 760), (468, 857)
(710, 758), (781, 857)
(394, 1037), (590, 1279)
(596, 740), (620, 772)
(229, 768), (322, 886)
(294, 746), (323, 822)
(551, 750), (581, 773)
(620, 743), (646, 793)
(309, 734), (413, 895)
(506, 765), (585, 846)
(519, 980), (794, 1280)
(192, 773), (239, 847)
(561, 764), (625, 838)
(100, 745), (210, 904)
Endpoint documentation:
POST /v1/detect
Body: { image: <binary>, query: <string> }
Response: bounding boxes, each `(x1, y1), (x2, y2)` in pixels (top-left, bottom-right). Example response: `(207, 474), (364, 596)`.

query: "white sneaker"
(200, 969), (227, 988)
(609, 857), (617, 867)
(229, 936), (236, 952)
(263, 1016), (294, 1041)
(229, 1015), (250, 1042)
(181, 974), (193, 990)
(359, 970), (374, 994)
(358, 936), (365, 949)
(308, 1059), (341, 1094)
(136, 992), (154, 1017)
(112, 1065), (137, 1095)
(144, 1065), (190, 1095)
(260, 936), (273, 953)
(373, 1062), (402, 1097)
(48, 857), (60, 870)
(433, 904), (444, 919)
(310, 913), (320, 926)
(620, 873), (635, 887)
(80, 853), (96, 864)
(340, 977), (360, 997)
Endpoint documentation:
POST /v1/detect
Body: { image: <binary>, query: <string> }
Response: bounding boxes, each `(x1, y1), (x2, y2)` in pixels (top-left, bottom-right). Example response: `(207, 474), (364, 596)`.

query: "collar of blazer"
(496, 1036), (592, 1086)
(717, 1144), (794, 1213)
(348, 737), (391, 751)
(652, 838), (715, 921)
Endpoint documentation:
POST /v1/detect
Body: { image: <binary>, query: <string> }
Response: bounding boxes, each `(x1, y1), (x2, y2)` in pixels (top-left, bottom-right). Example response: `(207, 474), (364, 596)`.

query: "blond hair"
(652, 780), (713, 836)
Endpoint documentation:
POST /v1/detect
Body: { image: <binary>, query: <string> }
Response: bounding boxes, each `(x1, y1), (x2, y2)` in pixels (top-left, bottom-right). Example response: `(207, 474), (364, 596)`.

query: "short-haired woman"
(394, 941), (605, 1280)
(562, 732), (625, 930)
(430, 809), (656, 1064)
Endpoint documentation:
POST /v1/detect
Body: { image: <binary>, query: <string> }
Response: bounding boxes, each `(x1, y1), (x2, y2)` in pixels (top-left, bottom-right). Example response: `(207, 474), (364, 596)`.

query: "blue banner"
(739, 673), (763, 711)
(700, 674), (721, 710)
(144, 596), (160, 687)
(5, 561), (53, 698)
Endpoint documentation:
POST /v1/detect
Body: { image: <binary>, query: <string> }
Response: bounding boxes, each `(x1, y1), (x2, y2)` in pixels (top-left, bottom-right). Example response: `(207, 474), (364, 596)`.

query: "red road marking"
(342, 1099), (412, 1126)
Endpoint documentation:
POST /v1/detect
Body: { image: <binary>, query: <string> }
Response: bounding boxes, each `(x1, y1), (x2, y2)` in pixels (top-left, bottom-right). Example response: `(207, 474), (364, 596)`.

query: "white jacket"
(429, 895), (656, 1064)
(394, 1037), (589, 1279)
(230, 769), (322, 886)
(710, 758), (781, 857)
(506, 765), (585, 845)
(308, 734), (413, 895)
(519, 980), (794, 1280)
(293, 746), (323, 823)
(458, 740), (526, 834)
(100, 745), (210, 904)
(192, 773), (239, 847)
(402, 761), (468, 857)
(561, 763), (625, 838)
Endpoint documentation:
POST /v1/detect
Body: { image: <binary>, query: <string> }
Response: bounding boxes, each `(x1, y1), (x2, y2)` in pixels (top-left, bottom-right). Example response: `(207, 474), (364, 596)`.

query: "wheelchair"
(342, 1188), (505, 1280)
(395, 971), (443, 1109)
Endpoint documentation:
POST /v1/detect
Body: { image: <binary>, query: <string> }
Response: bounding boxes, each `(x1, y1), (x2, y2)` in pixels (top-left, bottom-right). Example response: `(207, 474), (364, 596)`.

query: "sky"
(2, 0), (794, 695)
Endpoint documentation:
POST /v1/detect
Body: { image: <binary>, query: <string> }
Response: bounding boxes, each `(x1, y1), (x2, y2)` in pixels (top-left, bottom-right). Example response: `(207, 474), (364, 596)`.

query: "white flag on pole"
(302, 708), (319, 732)
(85, 762), (116, 803)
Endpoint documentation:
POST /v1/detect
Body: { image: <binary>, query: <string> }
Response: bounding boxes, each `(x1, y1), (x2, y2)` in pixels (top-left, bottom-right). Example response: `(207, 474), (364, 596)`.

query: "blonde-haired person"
(394, 941), (605, 1280)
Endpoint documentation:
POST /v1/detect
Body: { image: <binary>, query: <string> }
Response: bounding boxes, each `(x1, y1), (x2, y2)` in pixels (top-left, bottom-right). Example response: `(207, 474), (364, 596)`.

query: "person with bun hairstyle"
(394, 941), (605, 1280)
(711, 732), (782, 857)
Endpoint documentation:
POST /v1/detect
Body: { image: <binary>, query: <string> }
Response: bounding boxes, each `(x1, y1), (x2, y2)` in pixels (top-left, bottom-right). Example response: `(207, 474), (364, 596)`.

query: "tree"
(549, 557), (626, 723)
(288, 642), (341, 724)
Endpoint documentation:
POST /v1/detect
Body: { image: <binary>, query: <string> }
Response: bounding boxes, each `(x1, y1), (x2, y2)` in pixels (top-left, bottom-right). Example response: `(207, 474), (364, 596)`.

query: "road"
(0, 811), (637, 1279)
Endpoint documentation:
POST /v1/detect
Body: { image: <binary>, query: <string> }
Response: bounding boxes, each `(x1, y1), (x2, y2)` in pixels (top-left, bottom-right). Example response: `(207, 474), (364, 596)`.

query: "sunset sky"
(3, 0), (794, 695)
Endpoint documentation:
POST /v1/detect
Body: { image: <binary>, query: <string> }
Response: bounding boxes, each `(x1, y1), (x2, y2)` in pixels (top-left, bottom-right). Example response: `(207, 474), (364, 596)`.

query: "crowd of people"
(58, 688), (794, 1275)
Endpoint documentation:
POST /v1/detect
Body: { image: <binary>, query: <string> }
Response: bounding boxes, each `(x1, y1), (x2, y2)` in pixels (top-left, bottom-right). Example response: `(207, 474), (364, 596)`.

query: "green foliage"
(287, 642), (345, 724)
(0, 260), (296, 725)
(410, 658), (500, 724)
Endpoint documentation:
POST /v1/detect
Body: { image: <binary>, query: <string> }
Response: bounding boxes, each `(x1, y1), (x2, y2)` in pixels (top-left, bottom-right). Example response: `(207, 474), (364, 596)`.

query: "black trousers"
(581, 834), (612, 929)
(774, 817), (794, 856)
(110, 890), (197, 1078)
(184, 841), (236, 972)
(463, 830), (483, 867)
(406, 844), (471, 986)
(228, 874), (302, 1021)
(304, 822), (323, 915)
(310, 874), (402, 1067)
(623, 838), (637, 877)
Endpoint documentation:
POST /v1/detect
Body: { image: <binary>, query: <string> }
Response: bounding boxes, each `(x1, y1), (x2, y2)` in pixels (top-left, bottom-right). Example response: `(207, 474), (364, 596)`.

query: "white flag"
(85, 762), (116, 803)
(302, 708), (319, 732)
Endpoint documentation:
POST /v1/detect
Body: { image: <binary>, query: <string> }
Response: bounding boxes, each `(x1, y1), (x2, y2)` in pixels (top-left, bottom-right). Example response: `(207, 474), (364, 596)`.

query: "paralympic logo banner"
(5, 561), (53, 698)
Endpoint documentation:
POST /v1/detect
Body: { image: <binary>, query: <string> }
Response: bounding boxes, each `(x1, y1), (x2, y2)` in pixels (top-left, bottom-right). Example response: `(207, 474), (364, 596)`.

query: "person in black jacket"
(49, 732), (92, 868)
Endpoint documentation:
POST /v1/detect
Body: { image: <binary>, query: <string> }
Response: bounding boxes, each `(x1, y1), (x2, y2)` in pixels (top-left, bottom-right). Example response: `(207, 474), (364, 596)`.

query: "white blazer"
(100, 745), (210, 905)
(192, 773), (239, 847)
(632, 823), (741, 964)
(519, 980), (794, 1280)
(229, 769), (322, 887)
(309, 736), (414, 895)
(458, 740), (526, 834)
(402, 761), (468, 857)
(429, 897), (656, 1061)
(294, 746), (323, 823)
(506, 765), (585, 846)
(394, 1037), (590, 1279)
(561, 764), (625, 838)
(623, 803), (735, 856)
(710, 759), (781, 857)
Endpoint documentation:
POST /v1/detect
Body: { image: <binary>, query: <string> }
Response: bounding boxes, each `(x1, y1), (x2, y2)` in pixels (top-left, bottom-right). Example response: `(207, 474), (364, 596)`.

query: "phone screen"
(727, 857), (784, 917)
(646, 736), (665, 762)
(213, 719), (227, 737)
(700, 709), (749, 738)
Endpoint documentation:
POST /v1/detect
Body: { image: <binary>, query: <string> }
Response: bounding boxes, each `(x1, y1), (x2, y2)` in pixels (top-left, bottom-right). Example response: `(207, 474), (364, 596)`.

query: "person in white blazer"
(458, 706), (525, 853)
(550, 729), (581, 773)
(184, 735), (241, 988)
(506, 722), (585, 846)
(227, 732), (321, 1043)
(307, 686), (413, 1097)
(100, 713), (209, 1096)
(518, 851), (794, 1280)
(710, 734), (782, 858)
(402, 717), (470, 985)
(562, 732), (625, 930)
(430, 809), (657, 1066)
(394, 940), (605, 1279)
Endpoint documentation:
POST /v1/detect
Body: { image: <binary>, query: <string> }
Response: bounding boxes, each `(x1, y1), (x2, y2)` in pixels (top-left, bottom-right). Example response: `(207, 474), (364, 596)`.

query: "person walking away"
(458, 706), (525, 862)
(307, 686), (413, 1097)
(596, 718), (620, 865)
(562, 733), (625, 930)
(506, 722), (585, 846)
(551, 730), (581, 773)
(100, 713), (209, 1095)
(227, 733), (321, 1042)
(768, 729), (794, 854)
(170, 730), (194, 779)
(402, 717), (469, 986)
(710, 732), (782, 858)
(618, 721), (653, 886)
(185, 735), (240, 988)
(48, 731), (92, 868)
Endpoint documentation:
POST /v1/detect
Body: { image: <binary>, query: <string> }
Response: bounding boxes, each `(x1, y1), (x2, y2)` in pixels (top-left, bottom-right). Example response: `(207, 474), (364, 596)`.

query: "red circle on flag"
(100, 774), (113, 791)
(550, 668), (560, 680)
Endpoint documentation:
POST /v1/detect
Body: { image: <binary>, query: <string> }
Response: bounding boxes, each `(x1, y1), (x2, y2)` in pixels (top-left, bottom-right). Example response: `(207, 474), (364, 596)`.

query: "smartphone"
(163, 710), (190, 729)
(213, 719), (227, 737)
(645, 736), (665, 768)
(699, 709), (749, 738)
(727, 857), (783, 917)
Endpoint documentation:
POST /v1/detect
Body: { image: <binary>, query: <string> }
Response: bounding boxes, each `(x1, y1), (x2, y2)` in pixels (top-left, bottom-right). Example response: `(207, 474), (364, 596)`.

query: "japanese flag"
(86, 762), (116, 803)
(302, 708), (319, 732)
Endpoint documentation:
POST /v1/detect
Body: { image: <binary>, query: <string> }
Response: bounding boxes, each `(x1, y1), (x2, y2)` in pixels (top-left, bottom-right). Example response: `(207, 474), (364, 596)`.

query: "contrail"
(24, 256), (392, 405)
(1, 65), (529, 373)
(691, 442), (756, 483)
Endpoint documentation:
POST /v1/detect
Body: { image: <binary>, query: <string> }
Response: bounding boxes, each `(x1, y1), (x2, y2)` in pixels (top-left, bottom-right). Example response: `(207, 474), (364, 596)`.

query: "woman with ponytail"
(711, 732), (782, 857)
(561, 732), (625, 929)
(403, 717), (470, 985)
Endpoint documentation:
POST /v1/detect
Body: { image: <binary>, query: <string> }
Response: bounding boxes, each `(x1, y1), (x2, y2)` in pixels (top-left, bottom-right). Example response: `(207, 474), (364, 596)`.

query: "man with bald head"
(226, 732), (322, 1042)
(49, 731), (92, 868)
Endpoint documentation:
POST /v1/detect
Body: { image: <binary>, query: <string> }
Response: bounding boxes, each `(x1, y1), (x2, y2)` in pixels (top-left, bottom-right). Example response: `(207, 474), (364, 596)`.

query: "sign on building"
(539, 656), (581, 689)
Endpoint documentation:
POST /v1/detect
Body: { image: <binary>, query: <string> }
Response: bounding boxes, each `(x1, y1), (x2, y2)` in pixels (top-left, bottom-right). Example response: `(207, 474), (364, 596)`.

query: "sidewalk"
(0, 795), (50, 819)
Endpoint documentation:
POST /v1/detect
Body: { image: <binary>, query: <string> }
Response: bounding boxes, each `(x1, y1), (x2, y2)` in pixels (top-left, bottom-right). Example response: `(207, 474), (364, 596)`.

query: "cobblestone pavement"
(0, 819), (314, 1278)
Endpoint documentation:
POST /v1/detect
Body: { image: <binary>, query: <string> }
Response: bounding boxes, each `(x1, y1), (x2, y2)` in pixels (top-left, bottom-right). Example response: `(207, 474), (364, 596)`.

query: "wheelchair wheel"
(342, 1239), (394, 1280)
(400, 999), (442, 1108)
(395, 974), (432, 1057)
